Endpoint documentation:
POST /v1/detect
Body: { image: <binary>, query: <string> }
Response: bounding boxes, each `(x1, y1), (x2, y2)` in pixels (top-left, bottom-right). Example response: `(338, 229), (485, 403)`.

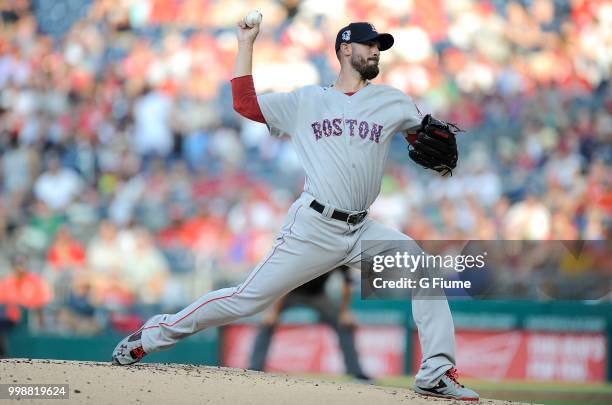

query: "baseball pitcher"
(112, 17), (477, 401)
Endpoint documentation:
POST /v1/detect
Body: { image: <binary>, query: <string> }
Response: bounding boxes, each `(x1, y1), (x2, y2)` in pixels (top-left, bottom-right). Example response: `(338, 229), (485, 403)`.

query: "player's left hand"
(408, 114), (461, 176)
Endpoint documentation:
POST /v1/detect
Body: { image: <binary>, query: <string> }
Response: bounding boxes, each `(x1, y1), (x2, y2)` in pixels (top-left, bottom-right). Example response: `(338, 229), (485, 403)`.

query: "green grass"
(293, 373), (612, 404)
(377, 376), (612, 405)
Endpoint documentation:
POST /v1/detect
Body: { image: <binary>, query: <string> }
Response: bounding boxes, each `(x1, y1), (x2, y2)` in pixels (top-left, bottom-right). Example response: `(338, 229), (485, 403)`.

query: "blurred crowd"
(0, 0), (610, 336)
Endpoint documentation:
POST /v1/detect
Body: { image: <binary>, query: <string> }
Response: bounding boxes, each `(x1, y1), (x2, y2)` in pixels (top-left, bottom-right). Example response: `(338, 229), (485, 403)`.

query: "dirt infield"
(1, 359), (528, 404)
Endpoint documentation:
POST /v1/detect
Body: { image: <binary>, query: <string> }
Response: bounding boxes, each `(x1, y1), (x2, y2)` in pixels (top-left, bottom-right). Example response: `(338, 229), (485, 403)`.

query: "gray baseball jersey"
(258, 84), (421, 211)
(137, 83), (456, 388)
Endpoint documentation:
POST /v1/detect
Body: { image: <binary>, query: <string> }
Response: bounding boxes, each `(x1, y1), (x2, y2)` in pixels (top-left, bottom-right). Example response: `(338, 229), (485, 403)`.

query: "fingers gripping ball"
(244, 10), (262, 27)
(408, 114), (461, 176)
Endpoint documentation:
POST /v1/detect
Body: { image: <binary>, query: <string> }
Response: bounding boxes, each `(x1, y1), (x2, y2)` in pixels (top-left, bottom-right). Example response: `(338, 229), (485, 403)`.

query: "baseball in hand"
(244, 10), (262, 27)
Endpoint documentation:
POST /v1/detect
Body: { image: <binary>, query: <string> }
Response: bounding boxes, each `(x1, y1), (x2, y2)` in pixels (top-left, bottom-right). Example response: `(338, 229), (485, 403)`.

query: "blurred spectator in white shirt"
(2, 138), (37, 197)
(504, 194), (551, 240)
(33, 154), (83, 211)
(87, 220), (123, 275)
(119, 228), (169, 304)
(132, 86), (173, 157)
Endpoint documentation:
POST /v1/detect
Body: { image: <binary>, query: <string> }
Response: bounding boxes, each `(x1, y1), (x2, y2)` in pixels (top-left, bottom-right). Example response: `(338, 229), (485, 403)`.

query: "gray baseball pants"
(140, 192), (455, 387)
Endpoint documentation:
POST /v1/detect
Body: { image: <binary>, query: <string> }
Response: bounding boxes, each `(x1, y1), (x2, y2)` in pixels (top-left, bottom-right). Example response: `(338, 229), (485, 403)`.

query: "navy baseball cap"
(335, 22), (394, 52)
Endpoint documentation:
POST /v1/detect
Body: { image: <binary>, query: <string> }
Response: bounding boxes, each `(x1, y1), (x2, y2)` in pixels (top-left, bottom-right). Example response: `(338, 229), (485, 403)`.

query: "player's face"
(350, 41), (380, 80)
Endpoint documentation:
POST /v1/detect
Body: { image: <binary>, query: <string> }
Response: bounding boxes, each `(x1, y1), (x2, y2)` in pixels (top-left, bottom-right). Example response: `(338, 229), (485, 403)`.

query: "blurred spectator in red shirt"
(0, 255), (53, 339)
(46, 226), (86, 273)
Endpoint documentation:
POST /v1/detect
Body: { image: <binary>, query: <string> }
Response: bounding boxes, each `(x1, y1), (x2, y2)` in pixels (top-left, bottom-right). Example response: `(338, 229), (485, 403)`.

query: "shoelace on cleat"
(446, 368), (464, 388)
(130, 346), (146, 360)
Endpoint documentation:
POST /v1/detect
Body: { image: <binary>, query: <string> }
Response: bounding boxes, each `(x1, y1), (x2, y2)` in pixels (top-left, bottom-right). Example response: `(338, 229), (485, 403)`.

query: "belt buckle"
(347, 211), (366, 225)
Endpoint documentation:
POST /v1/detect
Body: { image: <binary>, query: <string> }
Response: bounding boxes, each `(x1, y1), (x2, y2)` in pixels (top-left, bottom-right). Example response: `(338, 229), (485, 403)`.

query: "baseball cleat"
(111, 329), (147, 365)
(413, 368), (479, 401)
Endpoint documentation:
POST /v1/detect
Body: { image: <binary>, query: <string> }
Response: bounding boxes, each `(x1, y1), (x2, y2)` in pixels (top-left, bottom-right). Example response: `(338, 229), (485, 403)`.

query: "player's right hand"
(236, 19), (260, 44)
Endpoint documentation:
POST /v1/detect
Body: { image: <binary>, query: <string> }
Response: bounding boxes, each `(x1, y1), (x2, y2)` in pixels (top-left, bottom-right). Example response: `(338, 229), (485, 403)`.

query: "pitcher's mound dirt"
(1, 359), (527, 404)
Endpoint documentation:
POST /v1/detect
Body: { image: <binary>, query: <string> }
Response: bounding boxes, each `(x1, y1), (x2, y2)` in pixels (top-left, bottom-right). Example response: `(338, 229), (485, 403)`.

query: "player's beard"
(351, 54), (379, 80)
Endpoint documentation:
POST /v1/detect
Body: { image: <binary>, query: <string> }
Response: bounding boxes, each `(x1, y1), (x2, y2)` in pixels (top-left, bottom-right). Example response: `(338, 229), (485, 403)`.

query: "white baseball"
(244, 10), (262, 27)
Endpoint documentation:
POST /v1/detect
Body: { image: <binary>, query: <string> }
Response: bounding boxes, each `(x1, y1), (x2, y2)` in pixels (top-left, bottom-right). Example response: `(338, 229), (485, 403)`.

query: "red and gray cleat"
(111, 330), (147, 366)
(413, 368), (479, 401)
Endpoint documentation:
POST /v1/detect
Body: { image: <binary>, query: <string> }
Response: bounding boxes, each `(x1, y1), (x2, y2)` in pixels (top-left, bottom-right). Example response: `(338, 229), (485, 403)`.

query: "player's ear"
(341, 42), (351, 58)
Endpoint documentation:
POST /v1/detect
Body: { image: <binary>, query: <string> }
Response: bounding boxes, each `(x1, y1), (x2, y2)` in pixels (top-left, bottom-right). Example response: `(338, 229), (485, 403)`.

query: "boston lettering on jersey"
(311, 119), (383, 143)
